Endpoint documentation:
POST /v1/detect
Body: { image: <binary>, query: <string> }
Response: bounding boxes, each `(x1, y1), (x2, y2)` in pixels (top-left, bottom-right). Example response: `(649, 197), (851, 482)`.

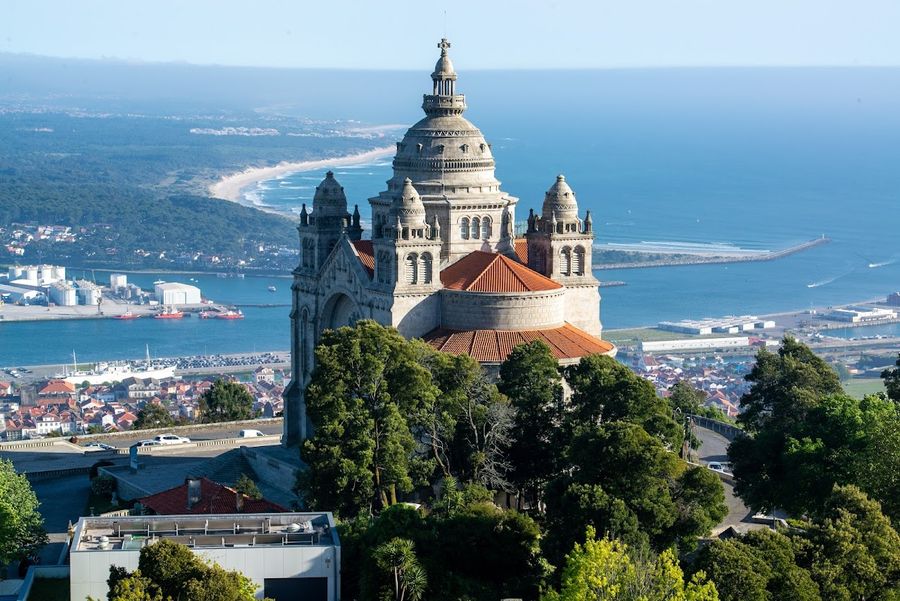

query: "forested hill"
(0, 89), (390, 272)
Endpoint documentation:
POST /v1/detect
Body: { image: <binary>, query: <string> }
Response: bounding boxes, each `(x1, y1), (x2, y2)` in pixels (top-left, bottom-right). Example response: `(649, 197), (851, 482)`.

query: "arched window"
(481, 216), (492, 239)
(302, 238), (314, 269)
(420, 252), (433, 284)
(377, 251), (392, 284)
(574, 246), (586, 276)
(561, 246), (572, 276)
(460, 217), (470, 240)
(472, 217), (481, 240)
(406, 253), (418, 284)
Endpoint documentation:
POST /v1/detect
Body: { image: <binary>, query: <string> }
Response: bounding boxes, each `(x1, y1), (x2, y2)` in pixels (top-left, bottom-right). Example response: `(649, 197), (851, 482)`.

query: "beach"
(208, 145), (396, 206)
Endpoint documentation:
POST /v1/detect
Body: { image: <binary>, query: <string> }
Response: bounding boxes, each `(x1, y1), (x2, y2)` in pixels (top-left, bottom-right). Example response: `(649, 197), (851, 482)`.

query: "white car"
(238, 429), (266, 438)
(84, 442), (115, 451)
(132, 439), (160, 448)
(153, 434), (191, 445)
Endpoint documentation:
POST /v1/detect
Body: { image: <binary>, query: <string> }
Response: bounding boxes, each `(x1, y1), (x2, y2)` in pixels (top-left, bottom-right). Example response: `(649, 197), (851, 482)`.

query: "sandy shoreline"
(208, 146), (396, 206)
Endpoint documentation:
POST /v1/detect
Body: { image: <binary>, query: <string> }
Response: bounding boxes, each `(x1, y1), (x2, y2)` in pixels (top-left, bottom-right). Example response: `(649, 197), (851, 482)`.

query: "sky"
(2, 0), (900, 69)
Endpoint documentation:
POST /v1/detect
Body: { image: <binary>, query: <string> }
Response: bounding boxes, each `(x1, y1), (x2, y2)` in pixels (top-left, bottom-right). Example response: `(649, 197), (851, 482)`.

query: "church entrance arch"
(320, 292), (361, 333)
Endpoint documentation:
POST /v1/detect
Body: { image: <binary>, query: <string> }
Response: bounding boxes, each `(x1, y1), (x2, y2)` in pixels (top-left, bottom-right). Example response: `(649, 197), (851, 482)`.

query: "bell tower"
(525, 174), (602, 336)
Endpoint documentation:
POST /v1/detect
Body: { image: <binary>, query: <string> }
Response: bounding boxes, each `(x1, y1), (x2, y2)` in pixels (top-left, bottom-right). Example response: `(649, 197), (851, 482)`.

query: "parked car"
(132, 439), (160, 448)
(84, 442), (115, 451)
(153, 434), (191, 445)
(238, 429), (266, 438)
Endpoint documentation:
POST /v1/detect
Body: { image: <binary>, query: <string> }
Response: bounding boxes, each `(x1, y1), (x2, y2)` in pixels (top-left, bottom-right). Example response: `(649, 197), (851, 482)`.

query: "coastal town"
(0, 365), (284, 441)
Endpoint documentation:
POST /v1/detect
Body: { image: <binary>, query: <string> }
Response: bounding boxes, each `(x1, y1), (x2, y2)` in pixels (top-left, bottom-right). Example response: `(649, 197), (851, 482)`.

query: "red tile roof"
(423, 323), (615, 363)
(440, 251), (561, 293)
(139, 477), (287, 515)
(39, 380), (76, 395)
(513, 238), (529, 264)
(351, 240), (375, 277)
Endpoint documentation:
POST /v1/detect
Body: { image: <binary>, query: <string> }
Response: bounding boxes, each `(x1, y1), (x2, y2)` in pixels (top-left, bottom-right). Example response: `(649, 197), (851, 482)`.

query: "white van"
(238, 429), (266, 438)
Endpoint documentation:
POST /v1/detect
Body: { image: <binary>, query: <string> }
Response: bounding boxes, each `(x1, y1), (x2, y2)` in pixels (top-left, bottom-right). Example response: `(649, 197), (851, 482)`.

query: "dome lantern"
(312, 171), (348, 217)
(542, 174), (579, 223)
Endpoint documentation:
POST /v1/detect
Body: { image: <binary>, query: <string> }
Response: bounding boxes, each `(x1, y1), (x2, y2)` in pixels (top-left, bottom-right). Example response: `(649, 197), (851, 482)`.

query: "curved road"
(694, 425), (765, 535)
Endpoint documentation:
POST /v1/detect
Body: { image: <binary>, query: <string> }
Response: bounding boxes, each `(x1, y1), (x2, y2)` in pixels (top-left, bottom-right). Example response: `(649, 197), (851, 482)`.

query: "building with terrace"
(70, 512), (339, 601)
(283, 39), (615, 445)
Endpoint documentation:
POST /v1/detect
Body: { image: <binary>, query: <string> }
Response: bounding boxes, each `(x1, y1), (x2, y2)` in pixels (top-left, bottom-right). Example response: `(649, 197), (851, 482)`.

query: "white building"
(823, 305), (897, 323)
(48, 281), (78, 306)
(154, 282), (202, 305)
(110, 273), (128, 291)
(283, 39), (616, 445)
(640, 337), (753, 353)
(70, 513), (340, 601)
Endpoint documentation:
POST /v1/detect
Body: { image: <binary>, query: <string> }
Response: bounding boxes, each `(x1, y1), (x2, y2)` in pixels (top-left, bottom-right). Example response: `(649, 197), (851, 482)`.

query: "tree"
(565, 354), (682, 450)
(422, 350), (514, 491)
(545, 423), (726, 562)
(104, 569), (162, 601)
(372, 538), (428, 601)
(0, 458), (48, 567)
(669, 380), (707, 415)
(105, 539), (260, 601)
(498, 340), (565, 506)
(299, 321), (436, 516)
(234, 474), (261, 500)
(692, 530), (821, 601)
(729, 338), (900, 519)
(800, 485), (900, 601)
(882, 354), (900, 402)
(737, 336), (842, 434)
(731, 389), (900, 521)
(133, 402), (175, 430)
(544, 526), (719, 601)
(199, 380), (256, 423)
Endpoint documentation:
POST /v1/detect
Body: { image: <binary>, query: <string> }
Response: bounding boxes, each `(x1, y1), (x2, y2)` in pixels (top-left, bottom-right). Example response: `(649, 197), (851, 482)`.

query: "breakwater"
(595, 237), (831, 270)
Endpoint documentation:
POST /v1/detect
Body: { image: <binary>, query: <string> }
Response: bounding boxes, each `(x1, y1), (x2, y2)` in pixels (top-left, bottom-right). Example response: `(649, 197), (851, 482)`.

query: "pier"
(595, 236), (831, 270)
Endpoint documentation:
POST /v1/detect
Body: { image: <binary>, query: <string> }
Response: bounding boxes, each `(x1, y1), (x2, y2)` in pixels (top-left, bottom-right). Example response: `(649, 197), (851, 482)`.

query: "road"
(693, 425), (767, 535)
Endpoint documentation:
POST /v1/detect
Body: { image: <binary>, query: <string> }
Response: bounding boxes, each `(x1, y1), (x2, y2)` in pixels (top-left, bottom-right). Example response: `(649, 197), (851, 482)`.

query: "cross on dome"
(438, 38), (451, 54)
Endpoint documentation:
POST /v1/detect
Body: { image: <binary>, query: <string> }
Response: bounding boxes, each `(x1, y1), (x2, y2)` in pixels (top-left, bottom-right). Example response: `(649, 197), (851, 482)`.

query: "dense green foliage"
(341, 502), (547, 601)
(883, 354), (900, 402)
(199, 380), (256, 423)
(545, 526), (719, 601)
(298, 323), (728, 600)
(133, 403), (175, 430)
(102, 539), (260, 601)
(693, 485), (900, 601)
(299, 321), (513, 516)
(729, 337), (900, 522)
(0, 458), (48, 567)
(497, 341), (566, 507)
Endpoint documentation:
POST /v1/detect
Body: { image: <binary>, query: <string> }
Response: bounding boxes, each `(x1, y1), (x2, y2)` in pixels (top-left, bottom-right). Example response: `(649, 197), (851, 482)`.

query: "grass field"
(843, 378), (886, 399)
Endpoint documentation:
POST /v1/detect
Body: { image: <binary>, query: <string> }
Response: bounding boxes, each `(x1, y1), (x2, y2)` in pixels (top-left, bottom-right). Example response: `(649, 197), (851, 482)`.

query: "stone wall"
(563, 284), (602, 336)
(441, 289), (566, 331)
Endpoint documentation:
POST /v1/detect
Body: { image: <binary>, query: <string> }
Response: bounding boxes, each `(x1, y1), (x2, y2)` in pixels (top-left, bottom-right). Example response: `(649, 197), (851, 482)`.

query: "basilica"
(283, 39), (616, 445)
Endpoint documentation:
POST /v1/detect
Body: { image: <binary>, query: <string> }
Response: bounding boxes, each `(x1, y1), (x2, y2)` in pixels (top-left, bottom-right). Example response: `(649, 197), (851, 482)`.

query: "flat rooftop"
(74, 512), (337, 552)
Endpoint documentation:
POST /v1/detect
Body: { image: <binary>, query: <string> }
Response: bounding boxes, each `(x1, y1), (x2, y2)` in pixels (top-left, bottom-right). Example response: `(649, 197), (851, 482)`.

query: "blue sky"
(3, 0), (900, 69)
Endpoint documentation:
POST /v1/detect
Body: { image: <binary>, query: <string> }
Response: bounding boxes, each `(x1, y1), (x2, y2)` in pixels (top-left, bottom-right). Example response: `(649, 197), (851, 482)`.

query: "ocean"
(1, 68), (899, 365)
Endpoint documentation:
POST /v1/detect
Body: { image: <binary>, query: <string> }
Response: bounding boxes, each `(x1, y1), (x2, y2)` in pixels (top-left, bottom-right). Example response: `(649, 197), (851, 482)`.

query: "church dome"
(313, 171), (347, 217)
(542, 174), (579, 222)
(395, 178), (427, 227)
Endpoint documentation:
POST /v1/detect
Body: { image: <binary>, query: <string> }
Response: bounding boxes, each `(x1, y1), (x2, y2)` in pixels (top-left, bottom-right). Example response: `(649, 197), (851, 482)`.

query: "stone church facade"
(283, 40), (615, 445)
